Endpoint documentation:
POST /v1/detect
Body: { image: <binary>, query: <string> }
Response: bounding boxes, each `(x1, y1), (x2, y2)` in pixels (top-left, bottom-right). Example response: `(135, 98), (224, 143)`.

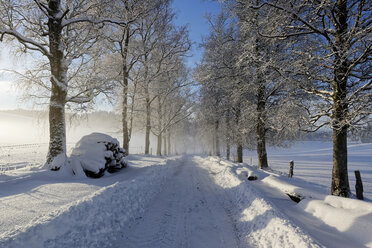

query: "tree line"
(195, 0), (371, 197)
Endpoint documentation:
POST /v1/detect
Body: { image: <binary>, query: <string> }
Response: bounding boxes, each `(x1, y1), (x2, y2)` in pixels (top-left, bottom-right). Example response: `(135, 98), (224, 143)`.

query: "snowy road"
(115, 156), (239, 248)
(1, 154), (371, 247)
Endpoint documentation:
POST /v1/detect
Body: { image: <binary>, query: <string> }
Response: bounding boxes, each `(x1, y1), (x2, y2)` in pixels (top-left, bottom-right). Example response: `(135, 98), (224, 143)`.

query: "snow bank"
(0, 157), (183, 248)
(196, 156), (322, 248)
(261, 175), (326, 200)
(221, 158), (372, 247)
(298, 196), (372, 247)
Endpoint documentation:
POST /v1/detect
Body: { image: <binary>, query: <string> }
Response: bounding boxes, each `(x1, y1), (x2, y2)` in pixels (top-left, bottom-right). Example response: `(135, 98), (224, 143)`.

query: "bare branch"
(0, 28), (50, 57)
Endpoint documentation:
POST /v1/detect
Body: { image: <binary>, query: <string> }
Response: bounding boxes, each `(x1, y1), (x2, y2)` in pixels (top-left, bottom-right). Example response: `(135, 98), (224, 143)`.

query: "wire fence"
(0, 143), (75, 172)
(0, 143), (148, 172)
(129, 146), (145, 155)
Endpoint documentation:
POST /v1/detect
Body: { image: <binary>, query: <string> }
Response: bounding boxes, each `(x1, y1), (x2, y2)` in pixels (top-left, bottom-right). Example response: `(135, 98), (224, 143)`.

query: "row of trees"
(196, 0), (371, 197)
(0, 0), (192, 169)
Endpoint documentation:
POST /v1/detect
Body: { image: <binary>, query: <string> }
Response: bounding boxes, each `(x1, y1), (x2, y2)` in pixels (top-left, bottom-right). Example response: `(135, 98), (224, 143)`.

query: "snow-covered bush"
(69, 133), (127, 178)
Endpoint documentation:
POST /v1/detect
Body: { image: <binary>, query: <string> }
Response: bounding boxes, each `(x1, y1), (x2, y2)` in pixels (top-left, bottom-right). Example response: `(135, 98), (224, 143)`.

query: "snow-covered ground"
(243, 141), (372, 200)
(1, 153), (371, 247)
(0, 155), (182, 247)
(210, 157), (372, 247)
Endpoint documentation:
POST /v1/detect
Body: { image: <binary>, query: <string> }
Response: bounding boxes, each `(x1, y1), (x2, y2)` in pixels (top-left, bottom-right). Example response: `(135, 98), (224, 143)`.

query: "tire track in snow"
(115, 156), (239, 248)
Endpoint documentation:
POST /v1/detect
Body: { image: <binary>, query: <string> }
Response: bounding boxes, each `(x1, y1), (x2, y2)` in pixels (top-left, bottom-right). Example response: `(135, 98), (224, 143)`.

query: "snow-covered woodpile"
(69, 133), (127, 178)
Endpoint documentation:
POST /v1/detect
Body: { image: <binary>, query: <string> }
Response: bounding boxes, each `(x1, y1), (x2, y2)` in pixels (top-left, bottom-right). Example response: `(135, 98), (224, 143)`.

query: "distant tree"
(103, 0), (157, 153)
(151, 62), (193, 156)
(196, 7), (303, 164)
(133, 1), (191, 154)
(195, 11), (241, 159)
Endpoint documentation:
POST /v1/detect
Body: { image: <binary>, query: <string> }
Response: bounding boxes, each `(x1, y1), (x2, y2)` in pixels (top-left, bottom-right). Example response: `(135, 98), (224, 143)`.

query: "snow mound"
(69, 133), (127, 178)
(298, 196), (372, 247)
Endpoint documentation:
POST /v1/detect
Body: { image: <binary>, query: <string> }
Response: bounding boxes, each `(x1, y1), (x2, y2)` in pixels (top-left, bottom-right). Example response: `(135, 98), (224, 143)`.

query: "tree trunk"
(237, 144), (243, 163)
(167, 131), (171, 155)
(121, 25), (130, 153)
(47, 86), (67, 170)
(145, 96), (151, 155)
(163, 135), (167, 156)
(156, 97), (162, 156)
(226, 141), (230, 160)
(46, 0), (67, 170)
(332, 127), (349, 196)
(215, 120), (220, 157)
(144, 56), (151, 155)
(257, 84), (268, 169)
(331, 0), (350, 197)
(226, 110), (231, 160)
(235, 103), (243, 163)
(156, 133), (162, 156)
(128, 81), (137, 146)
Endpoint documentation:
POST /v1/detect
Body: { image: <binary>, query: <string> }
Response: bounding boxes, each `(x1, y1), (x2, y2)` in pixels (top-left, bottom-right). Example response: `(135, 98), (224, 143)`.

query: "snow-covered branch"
(62, 18), (130, 28)
(0, 28), (50, 57)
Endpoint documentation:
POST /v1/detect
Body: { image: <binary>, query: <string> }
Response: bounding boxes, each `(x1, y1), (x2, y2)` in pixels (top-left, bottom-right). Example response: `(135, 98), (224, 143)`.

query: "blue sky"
(172, 0), (221, 67)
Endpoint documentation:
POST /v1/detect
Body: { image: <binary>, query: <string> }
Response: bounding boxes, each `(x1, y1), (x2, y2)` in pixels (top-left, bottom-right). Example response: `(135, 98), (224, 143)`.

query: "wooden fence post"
(288, 160), (294, 178)
(355, 170), (364, 200)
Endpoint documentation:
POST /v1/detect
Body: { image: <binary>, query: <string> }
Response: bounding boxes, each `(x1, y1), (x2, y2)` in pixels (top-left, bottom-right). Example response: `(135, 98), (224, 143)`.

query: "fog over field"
(0, 110), (145, 147)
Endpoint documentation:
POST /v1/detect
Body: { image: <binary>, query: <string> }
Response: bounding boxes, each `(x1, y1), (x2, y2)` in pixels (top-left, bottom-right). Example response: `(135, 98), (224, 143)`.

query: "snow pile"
(196, 156), (322, 248)
(69, 133), (127, 178)
(298, 196), (372, 247)
(0, 156), (183, 248)
(49, 153), (67, 171)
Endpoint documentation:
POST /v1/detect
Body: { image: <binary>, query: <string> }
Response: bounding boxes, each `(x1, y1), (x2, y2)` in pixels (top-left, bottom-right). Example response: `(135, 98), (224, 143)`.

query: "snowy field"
(243, 141), (372, 200)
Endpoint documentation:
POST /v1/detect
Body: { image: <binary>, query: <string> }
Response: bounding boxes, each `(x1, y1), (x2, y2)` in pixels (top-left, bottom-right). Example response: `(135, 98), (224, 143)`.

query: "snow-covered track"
(114, 155), (239, 248)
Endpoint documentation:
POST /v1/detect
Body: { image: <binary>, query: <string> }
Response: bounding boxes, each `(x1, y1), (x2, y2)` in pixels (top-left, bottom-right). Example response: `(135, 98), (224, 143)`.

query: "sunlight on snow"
(195, 156), (241, 189)
(239, 198), (270, 222)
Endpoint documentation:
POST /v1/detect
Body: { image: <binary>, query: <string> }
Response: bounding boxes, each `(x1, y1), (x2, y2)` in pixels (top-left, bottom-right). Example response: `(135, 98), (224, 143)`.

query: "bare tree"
(195, 11), (245, 161)
(133, 2), (191, 154)
(102, 0), (159, 153)
(0, 0), (132, 170)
